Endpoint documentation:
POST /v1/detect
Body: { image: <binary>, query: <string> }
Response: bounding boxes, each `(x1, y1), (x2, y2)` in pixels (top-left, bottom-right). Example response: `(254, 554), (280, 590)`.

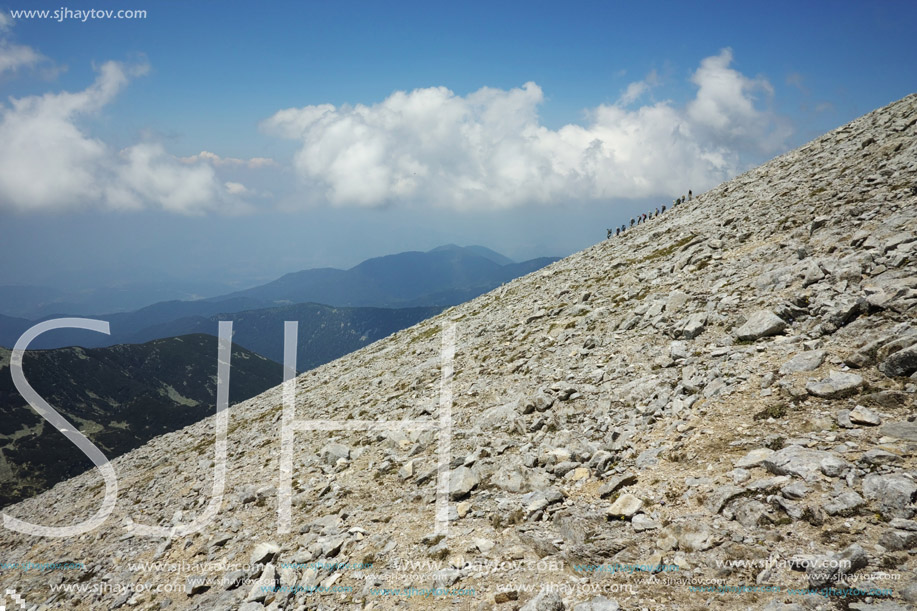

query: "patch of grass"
(754, 404), (787, 421)
(639, 234), (697, 263)
(407, 326), (440, 345)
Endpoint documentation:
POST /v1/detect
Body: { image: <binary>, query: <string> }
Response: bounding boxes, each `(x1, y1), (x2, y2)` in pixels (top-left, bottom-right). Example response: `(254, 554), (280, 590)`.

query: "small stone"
(519, 590), (564, 611)
(573, 596), (620, 611)
(779, 350), (826, 374)
(185, 575), (209, 596)
(631, 514), (659, 532)
(666, 522), (714, 552)
(570, 467), (591, 481)
(249, 542), (280, 566)
(735, 448), (775, 469)
(607, 493), (643, 519)
(848, 405), (882, 426)
(598, 474), (637, 498)
(319, 442), (350, 465)
(449, 466), (479, 500)
(782, 482), (809, 500)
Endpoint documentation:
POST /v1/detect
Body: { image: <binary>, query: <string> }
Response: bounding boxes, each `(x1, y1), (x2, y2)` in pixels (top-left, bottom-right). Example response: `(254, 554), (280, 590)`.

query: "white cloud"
(180, 150), (276, 169)
(264, 49), (790, 210)
(0, 40), (44, 74)
(617, 69), (659, 106)
(0, 61), (243, 214)
(0, 14), (56, 77)
(686, 48), (788, 152)
(224, 181), (249, 195)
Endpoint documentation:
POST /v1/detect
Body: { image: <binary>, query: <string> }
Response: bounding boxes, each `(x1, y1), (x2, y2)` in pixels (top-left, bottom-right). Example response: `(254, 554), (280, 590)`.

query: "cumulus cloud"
(686, 48), (789, 152)
(264, 49), (790, 210)
(0, 61), (244, 214)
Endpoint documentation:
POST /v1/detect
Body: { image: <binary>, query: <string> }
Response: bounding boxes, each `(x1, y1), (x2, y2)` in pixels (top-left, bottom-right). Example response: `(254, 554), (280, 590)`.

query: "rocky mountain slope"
(0, 94), (915, 611)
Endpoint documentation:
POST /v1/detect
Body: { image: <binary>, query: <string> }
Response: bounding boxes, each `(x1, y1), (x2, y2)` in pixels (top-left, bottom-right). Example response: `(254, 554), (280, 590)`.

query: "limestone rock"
(735, 311), (787, 341)
(805, 370), (863, 398)
(606, 493), (643, 519)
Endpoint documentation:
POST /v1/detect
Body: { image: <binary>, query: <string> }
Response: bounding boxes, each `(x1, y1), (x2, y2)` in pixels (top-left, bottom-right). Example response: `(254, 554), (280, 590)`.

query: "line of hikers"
(607, 190), (692, 239)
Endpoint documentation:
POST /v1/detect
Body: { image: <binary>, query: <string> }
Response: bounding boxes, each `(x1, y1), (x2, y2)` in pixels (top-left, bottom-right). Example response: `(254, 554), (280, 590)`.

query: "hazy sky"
(1, 0), (915, 290)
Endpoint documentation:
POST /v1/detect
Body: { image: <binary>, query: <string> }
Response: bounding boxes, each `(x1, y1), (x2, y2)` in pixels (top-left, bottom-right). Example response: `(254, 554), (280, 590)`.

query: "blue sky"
(1, 0), (915, 294)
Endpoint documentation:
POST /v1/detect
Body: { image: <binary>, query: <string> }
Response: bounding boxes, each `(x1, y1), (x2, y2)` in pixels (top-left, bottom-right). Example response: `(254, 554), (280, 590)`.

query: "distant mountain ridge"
(0, 245), (557, 350)
(216, 244), (556, 308)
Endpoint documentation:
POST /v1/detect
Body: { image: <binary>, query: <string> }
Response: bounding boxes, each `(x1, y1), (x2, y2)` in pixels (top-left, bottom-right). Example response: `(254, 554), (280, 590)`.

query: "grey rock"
(631, 514), (660, 532)
(763, 446), (847, 482)
(573, 596), (619, 611)
(849, 404), (882, 425)
(319, 442), (350, 465)
(607, 493), (643, 518)
(779, 350), (826, 374)
(735, 310), (787, 341)
(805, 370), (863, 398)
(823, 491), (865, 516)
(877, 529), (917, 551)
(598, 474), (637, 498)
(666, 522), (714, 552)
(781, 482), (809, 499)
(249, 542), (280, 566)
(820, 454), (850, 477)
(735, 448), (775, 469)
(807, 543), (868, 588)
(448, 466), (479, 500)
(706, 485), (746, 514)
(679, 313), (708, 339)
(879, 343), (917, 377)
(878, 421), (917, 441)
(520, 590), (565, 611)
(862, 473), (917, 519)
